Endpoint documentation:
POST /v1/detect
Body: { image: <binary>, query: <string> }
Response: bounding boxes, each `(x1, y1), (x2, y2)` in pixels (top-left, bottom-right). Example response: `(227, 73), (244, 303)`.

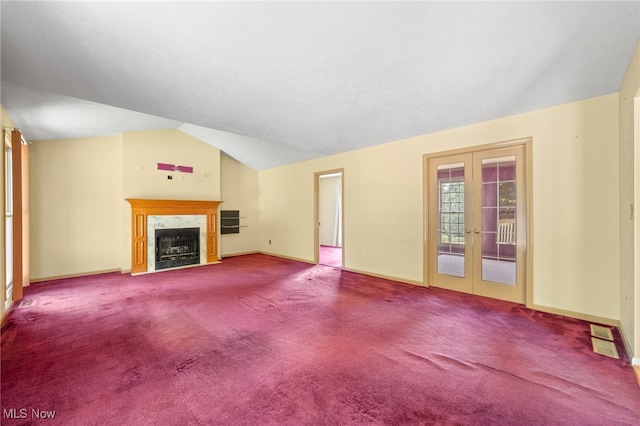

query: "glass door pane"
(480, 156), (516, 285)
(437, 163), (465, 277)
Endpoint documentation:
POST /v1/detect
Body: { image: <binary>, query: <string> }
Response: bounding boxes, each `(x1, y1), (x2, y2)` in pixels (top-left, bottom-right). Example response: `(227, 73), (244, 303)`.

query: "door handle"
(474, 228), (480, 234)
(465, 229), (471, 234)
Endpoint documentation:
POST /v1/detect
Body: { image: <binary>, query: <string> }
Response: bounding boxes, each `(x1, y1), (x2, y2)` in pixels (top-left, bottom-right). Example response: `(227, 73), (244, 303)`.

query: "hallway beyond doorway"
(319, 245), (342, 268)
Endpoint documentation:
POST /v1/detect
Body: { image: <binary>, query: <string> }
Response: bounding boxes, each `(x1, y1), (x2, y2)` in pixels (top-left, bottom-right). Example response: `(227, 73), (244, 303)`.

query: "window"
(439, 180), (464, 244)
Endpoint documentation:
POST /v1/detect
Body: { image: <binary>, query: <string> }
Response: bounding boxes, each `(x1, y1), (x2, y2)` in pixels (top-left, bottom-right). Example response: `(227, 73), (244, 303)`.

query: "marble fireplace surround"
(126, 199), (222, 274)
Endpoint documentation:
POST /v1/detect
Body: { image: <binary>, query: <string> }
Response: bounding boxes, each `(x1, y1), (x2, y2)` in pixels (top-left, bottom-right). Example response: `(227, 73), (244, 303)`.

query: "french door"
(425, 143), (528, 304)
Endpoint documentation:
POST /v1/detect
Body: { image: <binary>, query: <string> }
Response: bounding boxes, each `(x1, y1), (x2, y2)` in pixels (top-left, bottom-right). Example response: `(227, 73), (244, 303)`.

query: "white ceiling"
(1, 1), (639, 170)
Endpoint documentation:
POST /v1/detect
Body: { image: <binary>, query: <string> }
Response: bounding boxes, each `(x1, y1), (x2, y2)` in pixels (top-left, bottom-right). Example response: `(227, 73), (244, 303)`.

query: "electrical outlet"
(268, 240), (271, 245)
(167, 175), (173, 180)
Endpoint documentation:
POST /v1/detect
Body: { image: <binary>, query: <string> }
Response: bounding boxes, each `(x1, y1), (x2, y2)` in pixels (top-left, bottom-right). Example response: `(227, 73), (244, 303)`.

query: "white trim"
(635, 96), (640, 361)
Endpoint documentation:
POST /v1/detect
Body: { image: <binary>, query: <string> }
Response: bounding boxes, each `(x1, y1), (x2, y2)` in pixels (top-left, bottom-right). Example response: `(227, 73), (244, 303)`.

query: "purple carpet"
(1, 254), (639, 425)
(319, 245), (342, 268)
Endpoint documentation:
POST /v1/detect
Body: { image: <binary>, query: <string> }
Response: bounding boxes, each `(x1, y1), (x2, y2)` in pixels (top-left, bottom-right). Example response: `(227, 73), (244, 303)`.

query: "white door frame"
(423, 138), (533, 305)
(314, 169), (344, 266)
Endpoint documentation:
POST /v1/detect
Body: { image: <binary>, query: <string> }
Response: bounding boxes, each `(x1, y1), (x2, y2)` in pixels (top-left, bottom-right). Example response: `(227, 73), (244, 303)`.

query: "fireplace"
(127, 199), (222, 274)
(155, 228), (200, 270)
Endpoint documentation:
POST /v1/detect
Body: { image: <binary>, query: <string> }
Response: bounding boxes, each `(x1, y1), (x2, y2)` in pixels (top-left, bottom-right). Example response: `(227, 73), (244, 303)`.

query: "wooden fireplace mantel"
(126, 199), (222, 274)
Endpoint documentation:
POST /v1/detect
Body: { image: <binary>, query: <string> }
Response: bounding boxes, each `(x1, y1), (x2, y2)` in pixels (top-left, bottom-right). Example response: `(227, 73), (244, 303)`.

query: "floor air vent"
(591, 337), (619, 359)
(589, 324), (613, 341)
(590, 324), (618, 359)
(18, 300), (34, 308)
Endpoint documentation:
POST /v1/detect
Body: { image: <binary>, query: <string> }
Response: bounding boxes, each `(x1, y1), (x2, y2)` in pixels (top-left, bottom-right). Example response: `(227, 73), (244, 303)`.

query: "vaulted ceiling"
(1, 1), (639, 170)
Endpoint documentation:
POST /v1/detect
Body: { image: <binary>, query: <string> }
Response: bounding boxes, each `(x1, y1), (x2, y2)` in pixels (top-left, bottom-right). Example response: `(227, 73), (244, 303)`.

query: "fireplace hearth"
(155, 228), (200, 270)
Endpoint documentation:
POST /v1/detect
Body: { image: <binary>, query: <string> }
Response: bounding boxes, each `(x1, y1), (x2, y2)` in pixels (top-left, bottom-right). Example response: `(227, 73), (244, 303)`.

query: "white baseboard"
(221, 250), (259, 258)
(259, 251), (315, 264)
(30, 268), (122, 283)
(342, 266), (424, 286)
(526, 303), (619, 327)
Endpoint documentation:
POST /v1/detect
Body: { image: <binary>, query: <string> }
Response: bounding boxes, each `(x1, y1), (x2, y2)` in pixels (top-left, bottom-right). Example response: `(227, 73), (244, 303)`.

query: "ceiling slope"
(1, 1), (639, 170)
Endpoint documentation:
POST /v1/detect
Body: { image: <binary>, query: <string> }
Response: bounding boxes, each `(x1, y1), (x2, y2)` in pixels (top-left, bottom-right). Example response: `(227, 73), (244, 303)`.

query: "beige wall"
(121, 129), (222, 271)
(29, 135), (123, 280)
(27, 128), (223, 278)
(220, 153), (259, 256)
(122, 129), (221, 200)
(618, 39), (640, 362)
(260, 160), (322, 261)
(260, 93), (621, 320)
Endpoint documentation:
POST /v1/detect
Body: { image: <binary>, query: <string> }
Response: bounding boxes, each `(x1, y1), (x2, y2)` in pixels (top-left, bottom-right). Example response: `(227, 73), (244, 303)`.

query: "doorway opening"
(315, 170), (344, 268)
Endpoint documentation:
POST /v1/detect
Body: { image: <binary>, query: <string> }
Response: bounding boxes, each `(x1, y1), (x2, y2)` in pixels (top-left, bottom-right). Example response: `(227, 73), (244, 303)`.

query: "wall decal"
(157, 163), (194, 173)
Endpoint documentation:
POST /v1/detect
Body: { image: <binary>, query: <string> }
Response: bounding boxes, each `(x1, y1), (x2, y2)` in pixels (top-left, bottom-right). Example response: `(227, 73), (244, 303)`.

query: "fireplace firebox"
(155, 228), (200, 270)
